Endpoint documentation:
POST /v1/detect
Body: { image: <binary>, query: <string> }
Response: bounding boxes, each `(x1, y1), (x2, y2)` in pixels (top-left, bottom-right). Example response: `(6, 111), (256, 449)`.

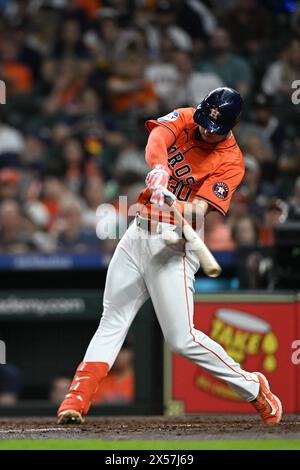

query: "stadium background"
(0, 0), (300, 430)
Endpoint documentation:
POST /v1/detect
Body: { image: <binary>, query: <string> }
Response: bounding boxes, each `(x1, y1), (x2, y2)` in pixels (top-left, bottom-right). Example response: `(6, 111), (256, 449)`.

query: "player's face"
(199, 126), (228, 143)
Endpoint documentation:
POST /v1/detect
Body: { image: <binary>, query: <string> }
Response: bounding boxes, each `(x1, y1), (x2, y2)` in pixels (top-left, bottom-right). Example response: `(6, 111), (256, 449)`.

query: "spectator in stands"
(177, 0), (217, 42)
(93, 344), (135, 405)
(231, 215), (265, 288)
(115, 144), (148, 184)
(43, 59), (86, 117)
(287, 176), (300, 221)
(0, 169), (21, 202)
(205, 212), (235, 251)
(220, 0), (272, 55)
(62, 137), (91, 194)
(241, 134), (276, 184)
(198, 28), (253, 97)
(53, 197), (101, 253)
(262, 38), (300, 97)
(149, 0), (193, 58)
(23, 201), (55, 253)
(41, 176), (70, 225)
(0, 34), (33, 95)
(70, 87), (125, 158)
(0, 199), (34, 253)
(82, 175), (106, 229)
(25, 6), (61, 57)
(49, 376), (72, 403)
(145, 54), (180, 111)
(107, 56), (159, 115)
(0, 364), (21, 406)
(52, 18), (90, 60)
(260, 199), (287, 246)
(238, 156), (277, 218)
(0, 113), (25, 169)
(231, 215), (260, 248)
(252, 94), (287, 156)
(20, 130), (48, 175)
(172, 50), (223, 107)
(94, 9), (122, 63)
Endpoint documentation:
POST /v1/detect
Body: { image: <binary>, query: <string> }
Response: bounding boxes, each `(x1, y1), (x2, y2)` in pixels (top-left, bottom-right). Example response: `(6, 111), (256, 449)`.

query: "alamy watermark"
(0, 340), (6, 364)
(291, 80), (300, 104)
(95, 196), (205, 246)
(0, 80), (6, 104)
(291, 340), (300, 365)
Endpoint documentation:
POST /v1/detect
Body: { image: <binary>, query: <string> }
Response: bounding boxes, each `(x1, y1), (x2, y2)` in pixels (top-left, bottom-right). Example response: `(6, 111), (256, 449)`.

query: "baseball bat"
(166, 199), (222, 278)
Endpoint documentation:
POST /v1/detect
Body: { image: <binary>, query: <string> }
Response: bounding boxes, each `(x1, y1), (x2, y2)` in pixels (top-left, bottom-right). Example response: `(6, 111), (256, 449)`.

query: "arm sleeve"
(145, 109), (187, 145)
(194, 162), (245, 216)
(145, 108), (188, 168)
(145, 126), (175, 168)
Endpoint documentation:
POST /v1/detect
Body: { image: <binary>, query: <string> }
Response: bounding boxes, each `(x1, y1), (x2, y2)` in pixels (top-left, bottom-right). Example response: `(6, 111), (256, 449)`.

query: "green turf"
(0, 440), (299, 450)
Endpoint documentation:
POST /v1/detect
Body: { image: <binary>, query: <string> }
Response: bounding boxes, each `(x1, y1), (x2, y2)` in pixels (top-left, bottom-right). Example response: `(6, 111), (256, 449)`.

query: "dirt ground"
(0, 415), (299, 440)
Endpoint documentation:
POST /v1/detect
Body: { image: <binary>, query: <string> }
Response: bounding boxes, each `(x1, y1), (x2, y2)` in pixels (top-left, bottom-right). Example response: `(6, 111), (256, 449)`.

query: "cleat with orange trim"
(57, 361), (109, 425)
(251, 372), (282, 424)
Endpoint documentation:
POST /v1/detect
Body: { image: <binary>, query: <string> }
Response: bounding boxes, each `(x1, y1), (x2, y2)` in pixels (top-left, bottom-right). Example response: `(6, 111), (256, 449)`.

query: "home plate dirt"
(0, 415), (299, 440)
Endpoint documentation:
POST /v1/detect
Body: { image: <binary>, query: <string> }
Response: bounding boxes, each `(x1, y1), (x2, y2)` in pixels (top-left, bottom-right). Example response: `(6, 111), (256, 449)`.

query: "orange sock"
(57, 361), (109, 417)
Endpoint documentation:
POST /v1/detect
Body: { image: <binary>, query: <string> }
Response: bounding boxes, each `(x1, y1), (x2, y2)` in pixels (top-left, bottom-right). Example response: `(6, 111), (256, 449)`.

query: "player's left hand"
(145, 164), (169, 191)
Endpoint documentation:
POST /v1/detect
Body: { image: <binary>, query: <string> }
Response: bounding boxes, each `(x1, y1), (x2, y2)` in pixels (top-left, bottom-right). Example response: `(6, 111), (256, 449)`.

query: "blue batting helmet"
(193, 87), (243, 135)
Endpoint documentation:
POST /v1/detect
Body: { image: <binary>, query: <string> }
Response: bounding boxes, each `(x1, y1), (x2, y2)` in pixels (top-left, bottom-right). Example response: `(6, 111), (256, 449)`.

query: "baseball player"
(57, 87), (282, 425)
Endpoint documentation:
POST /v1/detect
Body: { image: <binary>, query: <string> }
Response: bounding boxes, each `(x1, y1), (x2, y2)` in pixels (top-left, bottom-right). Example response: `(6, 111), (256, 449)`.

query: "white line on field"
(0, 427), (76, 434)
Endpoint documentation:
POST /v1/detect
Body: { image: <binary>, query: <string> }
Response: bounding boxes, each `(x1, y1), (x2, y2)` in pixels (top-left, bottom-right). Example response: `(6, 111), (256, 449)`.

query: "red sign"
(296, 298), (300, 411)
(170, 296), (298, 413)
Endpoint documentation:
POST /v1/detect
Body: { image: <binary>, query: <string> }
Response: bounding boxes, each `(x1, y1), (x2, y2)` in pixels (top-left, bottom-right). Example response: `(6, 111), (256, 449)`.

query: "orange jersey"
(137, 107), (245, 218)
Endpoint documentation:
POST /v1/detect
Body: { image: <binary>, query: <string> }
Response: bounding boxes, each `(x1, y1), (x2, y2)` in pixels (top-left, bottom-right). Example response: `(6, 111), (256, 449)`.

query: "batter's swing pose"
(58, 88), (282, 425)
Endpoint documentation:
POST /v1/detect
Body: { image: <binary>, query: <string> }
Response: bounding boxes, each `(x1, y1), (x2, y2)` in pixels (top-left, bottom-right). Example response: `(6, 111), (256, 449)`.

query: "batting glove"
(150, 187), (176, 207)
(145, 164), (169, 191)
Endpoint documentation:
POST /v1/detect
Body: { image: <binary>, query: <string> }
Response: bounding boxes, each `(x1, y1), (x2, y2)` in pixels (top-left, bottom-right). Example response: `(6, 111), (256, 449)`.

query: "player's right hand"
(145, 164), (169, 191)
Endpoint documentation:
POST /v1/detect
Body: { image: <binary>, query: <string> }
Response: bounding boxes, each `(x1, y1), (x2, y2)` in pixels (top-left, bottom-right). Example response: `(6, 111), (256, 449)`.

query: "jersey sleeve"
(145, 108), (189, 146)
(194, 159), (245, 216)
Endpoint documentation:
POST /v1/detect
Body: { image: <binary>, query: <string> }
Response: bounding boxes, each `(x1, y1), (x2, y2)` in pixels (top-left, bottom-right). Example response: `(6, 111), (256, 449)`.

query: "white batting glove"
(150, 187), (177, 207)
(145, 164), (169, 191)
(150, 188), (166, 206)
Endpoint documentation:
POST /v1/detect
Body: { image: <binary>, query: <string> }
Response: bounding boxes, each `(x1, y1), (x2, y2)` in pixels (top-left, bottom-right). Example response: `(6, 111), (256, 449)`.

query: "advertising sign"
(165, 294), (298, 414)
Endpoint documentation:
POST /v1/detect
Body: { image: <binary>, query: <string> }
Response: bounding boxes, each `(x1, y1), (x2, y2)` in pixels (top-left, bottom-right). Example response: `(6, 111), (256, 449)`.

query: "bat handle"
(164, 194), (176, 208)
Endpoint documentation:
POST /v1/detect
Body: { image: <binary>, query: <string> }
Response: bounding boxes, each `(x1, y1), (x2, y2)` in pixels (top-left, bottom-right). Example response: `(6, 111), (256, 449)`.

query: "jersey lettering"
(168, 177), (180, 194)
(186, 176), (196, 185)
(177, 183), (192, 201)
(168, 177), (192, 201)
(168, 151), (184, 168)
(175, 164), (191, 178)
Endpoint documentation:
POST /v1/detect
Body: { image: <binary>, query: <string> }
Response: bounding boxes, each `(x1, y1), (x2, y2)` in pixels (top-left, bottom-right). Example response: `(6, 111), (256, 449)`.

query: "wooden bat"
(165, 198), (222, 278)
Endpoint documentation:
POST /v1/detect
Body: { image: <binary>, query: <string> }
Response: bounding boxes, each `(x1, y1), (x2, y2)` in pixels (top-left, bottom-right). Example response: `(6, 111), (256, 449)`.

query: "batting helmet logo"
(209, 107), (221, 120)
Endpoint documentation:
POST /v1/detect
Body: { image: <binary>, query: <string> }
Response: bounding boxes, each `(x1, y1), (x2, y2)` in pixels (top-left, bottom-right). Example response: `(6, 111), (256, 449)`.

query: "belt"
(135, 214), (175, 234)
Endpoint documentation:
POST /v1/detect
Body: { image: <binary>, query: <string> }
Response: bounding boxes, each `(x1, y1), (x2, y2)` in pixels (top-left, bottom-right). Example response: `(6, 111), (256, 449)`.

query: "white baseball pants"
(84, 220), (260, 401)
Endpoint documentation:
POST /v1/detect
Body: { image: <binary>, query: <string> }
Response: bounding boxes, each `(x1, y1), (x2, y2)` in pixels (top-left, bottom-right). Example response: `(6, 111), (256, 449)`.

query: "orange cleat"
(251, 372), (282, 424)
(57, 361), (109, 425)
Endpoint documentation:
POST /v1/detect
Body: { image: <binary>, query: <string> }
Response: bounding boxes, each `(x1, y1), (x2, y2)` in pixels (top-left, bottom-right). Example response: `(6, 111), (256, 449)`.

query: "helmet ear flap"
(193, 107), (201, 125)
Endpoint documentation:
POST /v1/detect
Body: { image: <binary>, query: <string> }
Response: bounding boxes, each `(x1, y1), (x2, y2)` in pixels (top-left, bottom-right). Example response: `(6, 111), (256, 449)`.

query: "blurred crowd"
(0, 343), (134, 405)
(0, 0), (300, 259)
